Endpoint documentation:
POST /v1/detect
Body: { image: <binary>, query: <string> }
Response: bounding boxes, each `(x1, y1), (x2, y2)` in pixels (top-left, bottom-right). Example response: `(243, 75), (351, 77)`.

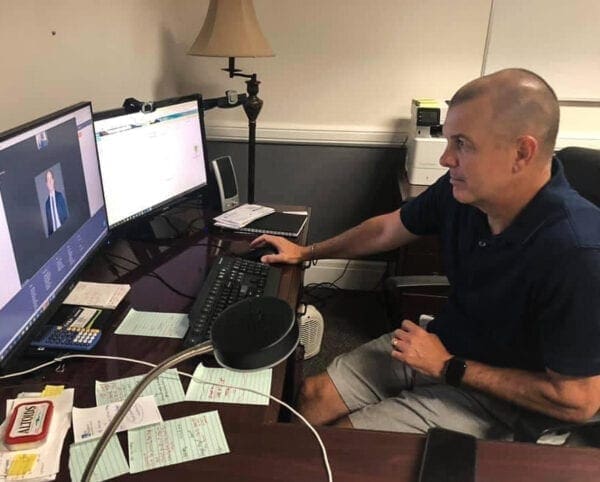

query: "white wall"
(1, 0), (599, 146)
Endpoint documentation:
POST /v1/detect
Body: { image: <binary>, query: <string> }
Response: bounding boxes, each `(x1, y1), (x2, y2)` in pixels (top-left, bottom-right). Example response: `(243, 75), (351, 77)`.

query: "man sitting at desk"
(251, 68), (600, 439)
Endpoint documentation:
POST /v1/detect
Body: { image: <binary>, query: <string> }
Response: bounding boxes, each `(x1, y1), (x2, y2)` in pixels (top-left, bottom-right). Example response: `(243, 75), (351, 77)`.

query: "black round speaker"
(211, 296), (299, 371)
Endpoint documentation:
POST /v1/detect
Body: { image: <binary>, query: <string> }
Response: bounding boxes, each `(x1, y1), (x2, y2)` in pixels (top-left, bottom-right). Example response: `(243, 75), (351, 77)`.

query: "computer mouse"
(242, 246), (278, 262)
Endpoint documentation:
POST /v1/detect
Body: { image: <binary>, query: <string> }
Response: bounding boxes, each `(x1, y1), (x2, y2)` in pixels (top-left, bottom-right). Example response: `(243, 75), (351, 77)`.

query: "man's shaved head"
(449, 69), (560, 157)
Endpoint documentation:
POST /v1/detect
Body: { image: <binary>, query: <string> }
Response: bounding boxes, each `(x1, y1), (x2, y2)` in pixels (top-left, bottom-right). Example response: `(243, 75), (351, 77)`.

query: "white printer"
(406, 99), (448, 185)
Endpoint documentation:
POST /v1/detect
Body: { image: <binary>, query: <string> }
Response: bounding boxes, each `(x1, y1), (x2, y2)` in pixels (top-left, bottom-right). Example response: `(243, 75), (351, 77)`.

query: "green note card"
(95, 369), (185, 406)
(128, 411), (230, 473)
(69, 436), (129, 482)
(185, 362), (272, 405)
(115, 308), (189, 339)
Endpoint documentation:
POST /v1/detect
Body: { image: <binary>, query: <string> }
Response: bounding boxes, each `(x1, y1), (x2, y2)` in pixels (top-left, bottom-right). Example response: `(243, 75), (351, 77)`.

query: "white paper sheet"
(72, 395), (162, 442)
(63, 282), (130, 309)
(213, 203), (274, 229)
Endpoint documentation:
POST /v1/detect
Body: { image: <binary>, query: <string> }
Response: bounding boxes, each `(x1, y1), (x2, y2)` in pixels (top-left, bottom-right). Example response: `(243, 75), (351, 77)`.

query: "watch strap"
(444, 357), (467, 387)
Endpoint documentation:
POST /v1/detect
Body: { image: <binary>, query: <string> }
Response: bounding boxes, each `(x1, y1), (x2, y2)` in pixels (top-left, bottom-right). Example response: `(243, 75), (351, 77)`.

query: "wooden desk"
(2, 205), (599, 481)
(0, 204), (308, 479)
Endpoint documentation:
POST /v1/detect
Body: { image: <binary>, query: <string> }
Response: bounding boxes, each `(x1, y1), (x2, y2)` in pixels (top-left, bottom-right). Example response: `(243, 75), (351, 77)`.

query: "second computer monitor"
(93, 94), (208, 229)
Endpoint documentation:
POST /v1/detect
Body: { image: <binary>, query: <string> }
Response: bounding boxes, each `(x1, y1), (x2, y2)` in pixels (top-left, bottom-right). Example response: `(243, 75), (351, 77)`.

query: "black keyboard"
(183, 256), (281, 347)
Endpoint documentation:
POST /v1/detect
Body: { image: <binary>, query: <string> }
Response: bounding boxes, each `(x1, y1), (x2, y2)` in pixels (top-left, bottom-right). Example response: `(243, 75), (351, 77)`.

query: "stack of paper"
(213, 204), (274, 229)
(0, 389), (74, 481)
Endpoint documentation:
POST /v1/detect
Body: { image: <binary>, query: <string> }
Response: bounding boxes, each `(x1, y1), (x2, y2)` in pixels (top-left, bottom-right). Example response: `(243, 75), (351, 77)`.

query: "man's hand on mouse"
(249, 234), (309, 265)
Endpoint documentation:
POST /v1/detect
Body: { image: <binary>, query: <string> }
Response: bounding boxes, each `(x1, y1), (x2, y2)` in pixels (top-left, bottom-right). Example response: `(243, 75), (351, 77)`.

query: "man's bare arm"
(251, 209), (419, 265)
(392, 321), (600, 422)
(462, 362), (600, 423)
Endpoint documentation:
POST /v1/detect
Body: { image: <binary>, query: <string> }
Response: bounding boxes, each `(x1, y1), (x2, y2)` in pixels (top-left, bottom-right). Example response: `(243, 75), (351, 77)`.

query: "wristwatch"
(443, 357), (467, 387)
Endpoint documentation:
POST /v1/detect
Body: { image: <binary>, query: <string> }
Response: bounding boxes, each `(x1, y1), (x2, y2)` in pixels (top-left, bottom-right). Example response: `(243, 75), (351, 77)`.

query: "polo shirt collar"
(494, 157), (570, 245)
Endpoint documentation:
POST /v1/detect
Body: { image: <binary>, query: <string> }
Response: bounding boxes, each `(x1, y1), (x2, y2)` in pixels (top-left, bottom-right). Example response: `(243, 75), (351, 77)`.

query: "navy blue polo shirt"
(400, 158), (600, 376)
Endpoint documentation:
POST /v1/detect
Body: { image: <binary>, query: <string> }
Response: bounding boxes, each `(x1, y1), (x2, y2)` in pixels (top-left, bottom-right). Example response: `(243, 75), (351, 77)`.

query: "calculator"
(30, 325), (102, 351)
(30, 306), (104, 352)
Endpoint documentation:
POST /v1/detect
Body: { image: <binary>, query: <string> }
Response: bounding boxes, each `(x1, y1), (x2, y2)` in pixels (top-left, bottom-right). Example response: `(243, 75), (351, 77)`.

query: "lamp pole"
(224, 57), (262, 204)
(243, 74), (262, 204)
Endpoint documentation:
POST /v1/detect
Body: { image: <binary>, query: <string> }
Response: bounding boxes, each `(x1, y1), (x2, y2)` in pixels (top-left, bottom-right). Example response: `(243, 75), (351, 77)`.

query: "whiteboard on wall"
(483, 0), (600, 101)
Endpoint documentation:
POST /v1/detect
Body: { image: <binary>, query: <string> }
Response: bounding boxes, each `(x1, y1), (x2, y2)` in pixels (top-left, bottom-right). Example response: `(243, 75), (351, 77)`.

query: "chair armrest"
(384, 275), (449, 290)
(514, 410), (600, 446)
(383, 275), (450, 329)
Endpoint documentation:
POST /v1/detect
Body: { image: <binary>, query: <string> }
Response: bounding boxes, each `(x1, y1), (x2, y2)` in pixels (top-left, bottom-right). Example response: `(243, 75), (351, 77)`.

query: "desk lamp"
(82, 296), (298, 481)
(188, 0), (274, 204)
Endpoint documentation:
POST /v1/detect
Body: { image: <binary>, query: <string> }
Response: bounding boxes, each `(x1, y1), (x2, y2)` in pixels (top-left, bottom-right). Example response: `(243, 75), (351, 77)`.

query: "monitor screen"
(0, 103), (108, 368)
(93, 94), (208, 229)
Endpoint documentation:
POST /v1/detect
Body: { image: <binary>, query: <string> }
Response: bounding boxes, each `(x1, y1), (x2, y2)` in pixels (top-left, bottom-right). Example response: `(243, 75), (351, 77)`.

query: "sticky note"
(7, 454), (38, 476)
(41, 385), (65, 397)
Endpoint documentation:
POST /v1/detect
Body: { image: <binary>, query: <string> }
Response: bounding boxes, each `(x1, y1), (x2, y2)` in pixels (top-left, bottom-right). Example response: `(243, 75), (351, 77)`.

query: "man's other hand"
(391, 320), (452, 379)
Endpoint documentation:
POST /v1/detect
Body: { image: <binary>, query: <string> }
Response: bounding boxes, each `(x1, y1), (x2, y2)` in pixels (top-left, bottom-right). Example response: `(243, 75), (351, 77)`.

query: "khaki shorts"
(327, 333), (520, 439)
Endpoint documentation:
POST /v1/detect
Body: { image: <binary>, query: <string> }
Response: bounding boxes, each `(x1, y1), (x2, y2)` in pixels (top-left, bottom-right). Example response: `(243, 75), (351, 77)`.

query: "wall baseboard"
(303, 259), (388, 291)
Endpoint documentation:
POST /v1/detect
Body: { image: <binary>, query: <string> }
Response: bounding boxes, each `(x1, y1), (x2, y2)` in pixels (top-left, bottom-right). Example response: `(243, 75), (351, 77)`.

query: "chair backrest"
(557, 147), (600, 207)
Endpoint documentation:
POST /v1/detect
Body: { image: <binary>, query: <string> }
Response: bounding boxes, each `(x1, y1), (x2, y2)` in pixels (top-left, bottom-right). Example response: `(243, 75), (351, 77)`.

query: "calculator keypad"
(31, 326), (101, 351)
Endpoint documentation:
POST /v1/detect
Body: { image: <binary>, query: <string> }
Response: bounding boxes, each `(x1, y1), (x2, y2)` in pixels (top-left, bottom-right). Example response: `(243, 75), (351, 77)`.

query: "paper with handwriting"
(115, 308), (189, 339)
(128, 411), (229, 473)
(69, 436), (129, 482)
(95, 369), (185, 407)
(185, 362), (272, 405)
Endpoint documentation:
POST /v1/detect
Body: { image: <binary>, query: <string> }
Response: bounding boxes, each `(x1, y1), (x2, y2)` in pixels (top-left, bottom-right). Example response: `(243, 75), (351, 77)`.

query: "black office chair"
(558, 146), (600, 207)
(384, 146), (600, 446)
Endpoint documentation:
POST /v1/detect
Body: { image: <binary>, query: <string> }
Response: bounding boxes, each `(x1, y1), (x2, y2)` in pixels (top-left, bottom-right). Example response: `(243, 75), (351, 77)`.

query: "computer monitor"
(93, 94), (208, 230)
(0, 102), (109, 370)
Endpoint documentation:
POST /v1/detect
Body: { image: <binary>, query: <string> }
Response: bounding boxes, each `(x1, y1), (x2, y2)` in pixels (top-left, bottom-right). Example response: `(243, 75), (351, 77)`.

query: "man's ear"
(512, 135), (538, 173)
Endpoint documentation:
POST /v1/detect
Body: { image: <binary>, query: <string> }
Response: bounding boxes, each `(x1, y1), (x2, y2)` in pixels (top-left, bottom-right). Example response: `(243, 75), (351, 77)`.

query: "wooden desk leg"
(279, 345), (305, 422)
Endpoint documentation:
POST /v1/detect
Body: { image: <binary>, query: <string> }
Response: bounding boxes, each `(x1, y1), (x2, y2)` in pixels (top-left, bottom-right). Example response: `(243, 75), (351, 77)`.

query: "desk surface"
(2, 205), (599, 482)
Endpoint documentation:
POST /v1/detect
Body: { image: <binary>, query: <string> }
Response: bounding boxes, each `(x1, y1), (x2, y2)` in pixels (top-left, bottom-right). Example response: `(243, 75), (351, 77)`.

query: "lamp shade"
(188, 0), (274, 58)
(212, 296), (298, 371)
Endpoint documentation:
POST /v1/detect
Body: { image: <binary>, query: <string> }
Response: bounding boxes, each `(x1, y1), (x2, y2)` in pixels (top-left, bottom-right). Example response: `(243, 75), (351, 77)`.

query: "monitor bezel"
(93, 93), (209, 230)
(0, 101), (109, 372)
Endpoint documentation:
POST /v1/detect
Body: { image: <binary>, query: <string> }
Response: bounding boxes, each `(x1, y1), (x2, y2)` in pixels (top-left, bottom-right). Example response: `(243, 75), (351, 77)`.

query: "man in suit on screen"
(44, 169), (68, 236)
